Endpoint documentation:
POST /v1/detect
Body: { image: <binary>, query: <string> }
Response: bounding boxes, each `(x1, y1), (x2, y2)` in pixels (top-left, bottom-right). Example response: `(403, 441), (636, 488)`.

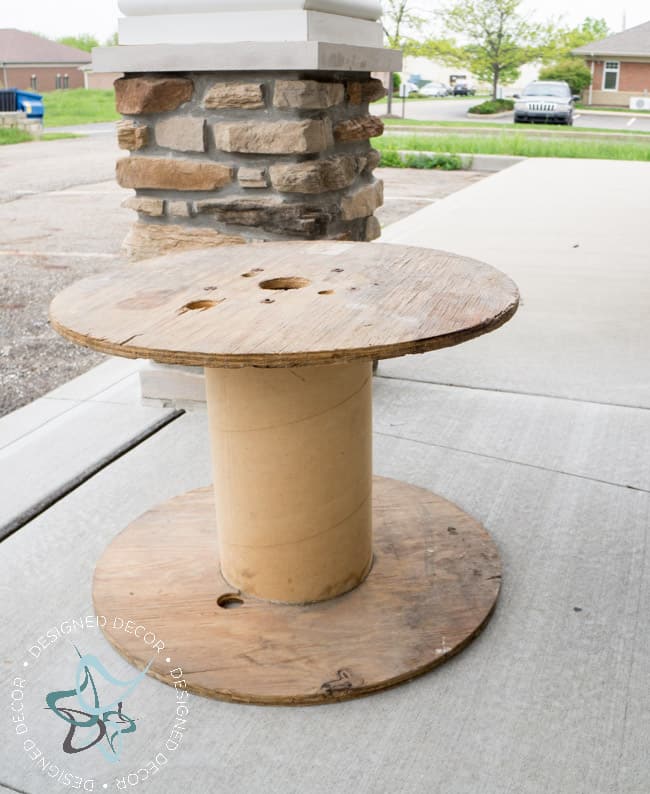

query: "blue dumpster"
(0, 89), (44, 120)
(16, 90), (44, 121)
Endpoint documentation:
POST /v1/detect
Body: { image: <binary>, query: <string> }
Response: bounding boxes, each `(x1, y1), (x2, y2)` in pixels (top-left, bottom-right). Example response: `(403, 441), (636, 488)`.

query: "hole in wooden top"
(178, 299), (219, 314)
(318, 290), (334, 295)
(259, 277), (311, 291)
(217, 594), (244, 609)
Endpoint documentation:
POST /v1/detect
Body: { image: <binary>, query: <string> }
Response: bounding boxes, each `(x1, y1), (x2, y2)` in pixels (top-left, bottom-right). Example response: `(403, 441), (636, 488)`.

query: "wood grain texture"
(49, 242), (519, 368)
(93, 476), (502, 705)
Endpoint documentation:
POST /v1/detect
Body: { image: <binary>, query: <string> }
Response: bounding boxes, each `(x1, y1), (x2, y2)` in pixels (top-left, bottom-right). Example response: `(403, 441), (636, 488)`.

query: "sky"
(0, 0), (647, 43)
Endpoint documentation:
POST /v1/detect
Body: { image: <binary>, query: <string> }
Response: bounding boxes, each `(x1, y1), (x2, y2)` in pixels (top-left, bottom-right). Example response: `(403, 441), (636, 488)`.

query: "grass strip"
(0, 129), (78, 145)
(382, 118), (650, 136)
(375, 133), (650, 161)
(43, 89), (120, 127)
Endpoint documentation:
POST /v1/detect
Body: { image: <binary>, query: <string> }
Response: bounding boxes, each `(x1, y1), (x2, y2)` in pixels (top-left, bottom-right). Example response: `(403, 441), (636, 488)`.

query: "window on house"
(55, 73), (62, 89)
(603, 61), (620, 91)
(30, 75), (37, 90)
(63, 74), (69, 89)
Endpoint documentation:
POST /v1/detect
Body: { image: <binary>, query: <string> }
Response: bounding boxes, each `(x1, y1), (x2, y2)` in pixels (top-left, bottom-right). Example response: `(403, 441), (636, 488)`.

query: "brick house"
(0, 29), (90, 92)
(574, 20), (650, 107)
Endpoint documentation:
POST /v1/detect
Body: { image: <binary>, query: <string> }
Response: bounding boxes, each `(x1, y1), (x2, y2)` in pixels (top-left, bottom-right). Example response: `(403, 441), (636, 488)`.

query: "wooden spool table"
(50, 241), (519, 705)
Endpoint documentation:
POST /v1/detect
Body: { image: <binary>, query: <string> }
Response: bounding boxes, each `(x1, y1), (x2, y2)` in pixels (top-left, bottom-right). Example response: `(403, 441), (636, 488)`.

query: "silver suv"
(514, 81), (576, 126)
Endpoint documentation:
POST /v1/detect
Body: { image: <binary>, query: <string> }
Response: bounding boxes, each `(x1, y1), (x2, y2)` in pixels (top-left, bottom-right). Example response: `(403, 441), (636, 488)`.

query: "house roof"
(573, 20), (650, 58)
(0, 29), (91, 65)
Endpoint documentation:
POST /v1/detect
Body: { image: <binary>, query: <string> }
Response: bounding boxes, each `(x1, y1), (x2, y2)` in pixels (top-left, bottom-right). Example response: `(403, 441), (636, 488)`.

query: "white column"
(117, 0), (384, 46)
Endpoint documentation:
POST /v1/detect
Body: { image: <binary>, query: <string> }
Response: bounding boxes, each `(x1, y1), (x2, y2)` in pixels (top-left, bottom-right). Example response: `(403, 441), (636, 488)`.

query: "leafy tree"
(105, 32), (119, 47)
(538, 18), (609, 97)
(382, 0), (427, 54)
(56, 34), (100, 53)
(382, 2), (431, 111)
(428, 0), (545, 99)
(541, 17), (609, 63)
(538, 60), (592, 95)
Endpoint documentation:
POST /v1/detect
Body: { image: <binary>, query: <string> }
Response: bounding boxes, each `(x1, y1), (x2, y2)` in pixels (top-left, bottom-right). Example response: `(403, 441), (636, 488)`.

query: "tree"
(432, 0), (545, 99)
(56, 34), (100, 53)
(381, 2), (431, 112)
(382, 0), (428, 54)
(538, 60), (592, 94)
(105, 32), (119, 47)
(541, 17), (609, 63)
(538, 18), (609, 97)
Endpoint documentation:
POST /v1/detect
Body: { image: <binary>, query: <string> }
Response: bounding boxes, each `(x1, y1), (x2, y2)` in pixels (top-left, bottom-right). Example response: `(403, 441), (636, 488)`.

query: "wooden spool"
(50, 241), (519, 704)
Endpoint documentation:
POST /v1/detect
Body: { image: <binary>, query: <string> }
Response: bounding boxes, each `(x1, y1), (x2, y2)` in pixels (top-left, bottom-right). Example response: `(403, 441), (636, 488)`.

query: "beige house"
(574, 21), (650, 107)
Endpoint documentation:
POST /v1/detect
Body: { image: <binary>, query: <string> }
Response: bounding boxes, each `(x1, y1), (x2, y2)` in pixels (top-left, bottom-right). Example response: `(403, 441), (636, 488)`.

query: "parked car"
(452, 81), (476, 96)
(419, 82), (450, 98)
(514, 81), (578, 126)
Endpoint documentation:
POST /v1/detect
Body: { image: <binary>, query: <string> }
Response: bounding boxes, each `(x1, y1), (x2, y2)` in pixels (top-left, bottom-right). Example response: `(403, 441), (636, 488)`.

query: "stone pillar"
(93, 0), (401, 402)
(115, 71), (387, 260)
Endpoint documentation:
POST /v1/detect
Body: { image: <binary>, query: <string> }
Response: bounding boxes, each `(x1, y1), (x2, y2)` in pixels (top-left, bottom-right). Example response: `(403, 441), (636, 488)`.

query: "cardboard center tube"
(205, 361), (373, 604)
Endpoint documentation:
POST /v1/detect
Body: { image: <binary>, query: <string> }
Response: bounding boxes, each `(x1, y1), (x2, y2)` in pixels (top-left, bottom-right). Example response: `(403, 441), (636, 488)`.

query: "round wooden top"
(49, 242), (519, 368)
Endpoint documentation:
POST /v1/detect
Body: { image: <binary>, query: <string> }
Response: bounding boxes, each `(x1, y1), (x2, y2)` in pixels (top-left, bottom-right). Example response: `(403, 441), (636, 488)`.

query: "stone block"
(195, 196), (336, 238)
(121, 196), (166, 217)
(334, 115), (384, 142)
(116, 157), (233, 191)
(155, 116), (206, 152)
(115, 76), (194, 114)
(347, 78), (386, 105)
(269, 155), (360, 194)
(203, 82), (265, 109)
(123, 222), (246, 261)
(340, 179), (383, 220)
(238, 168), (268, 189)
(168, 201), (193, 217)
(214, 119), (333, 154)
(273, 80), (344, 109)
(365, 148), (381, 173)
(117, 120), (149, 150)
(365, 215), (382, 241)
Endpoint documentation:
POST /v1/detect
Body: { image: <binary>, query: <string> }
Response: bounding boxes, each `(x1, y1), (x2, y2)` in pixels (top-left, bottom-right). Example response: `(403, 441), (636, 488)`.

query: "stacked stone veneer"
(115, 72), (387, 260)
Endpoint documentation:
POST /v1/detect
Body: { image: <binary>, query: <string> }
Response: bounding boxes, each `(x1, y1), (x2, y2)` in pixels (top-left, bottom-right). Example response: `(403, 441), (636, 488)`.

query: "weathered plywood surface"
(1, 408), (648, 793)
(49, 242), (519, 368)
(379, 158), (650, 409)
(93, 478), (500, 705)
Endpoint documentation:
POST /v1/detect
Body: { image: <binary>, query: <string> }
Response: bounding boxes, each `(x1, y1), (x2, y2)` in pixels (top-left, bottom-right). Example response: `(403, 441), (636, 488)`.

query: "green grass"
(381, 118), (650, 136)
(375, 133), (650, 161)
(468, 98), (514, 115)
(379, 150), (463, 170)
(577, 103), (650, 114)
(43, 89), (119, 127)
(0, 128), (78, 145)
(41, 133), (79, 141)
(0, 128), (32, 145)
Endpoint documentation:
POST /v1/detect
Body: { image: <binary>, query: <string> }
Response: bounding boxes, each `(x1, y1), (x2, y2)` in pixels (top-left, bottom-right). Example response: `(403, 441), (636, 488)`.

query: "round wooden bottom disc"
(93, 477), (502, 705)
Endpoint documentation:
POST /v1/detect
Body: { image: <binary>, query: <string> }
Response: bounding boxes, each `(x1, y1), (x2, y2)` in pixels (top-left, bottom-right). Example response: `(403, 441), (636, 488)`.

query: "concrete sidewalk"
(1, 158), (649, 794)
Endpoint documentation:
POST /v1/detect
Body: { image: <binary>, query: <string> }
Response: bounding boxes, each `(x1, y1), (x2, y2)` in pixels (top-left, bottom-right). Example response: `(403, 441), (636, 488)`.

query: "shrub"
(379, 150), (463, 170)
(468, 99), (515, 115)
(392, 73), (402, 95)
(539, 59), (592, 95)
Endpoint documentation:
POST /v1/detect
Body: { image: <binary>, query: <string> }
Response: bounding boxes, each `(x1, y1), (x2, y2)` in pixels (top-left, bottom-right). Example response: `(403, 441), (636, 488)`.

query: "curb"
(578, 108), (650, 118)
(393, 149), (525, 172)
(466, 111), (513, 119)
(382, 125), (649, 144)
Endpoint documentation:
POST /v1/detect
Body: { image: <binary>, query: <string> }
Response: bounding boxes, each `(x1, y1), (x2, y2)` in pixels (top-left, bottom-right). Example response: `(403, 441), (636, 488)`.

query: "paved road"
(377, 97), (650, 132)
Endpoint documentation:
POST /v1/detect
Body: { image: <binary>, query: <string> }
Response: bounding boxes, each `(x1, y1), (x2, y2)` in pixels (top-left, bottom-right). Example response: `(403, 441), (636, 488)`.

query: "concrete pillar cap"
(117, 0), (383, 21)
